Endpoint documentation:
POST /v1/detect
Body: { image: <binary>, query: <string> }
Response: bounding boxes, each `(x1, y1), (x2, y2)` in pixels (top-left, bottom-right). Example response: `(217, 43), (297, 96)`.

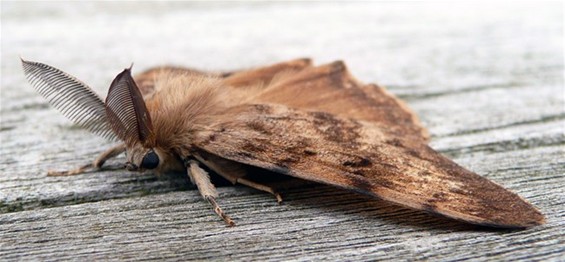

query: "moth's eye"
(140, 150), (159, 169)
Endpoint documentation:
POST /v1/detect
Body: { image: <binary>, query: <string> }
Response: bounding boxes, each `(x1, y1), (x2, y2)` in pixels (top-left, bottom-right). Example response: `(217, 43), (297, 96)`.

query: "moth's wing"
(254, 61), (430, 142)
(193, 104), (544, 228)
(134, 66), (215, 96)
(21, 59), (117, 141)
(221, 58), (312, 87)
(133, 58), (312, 96)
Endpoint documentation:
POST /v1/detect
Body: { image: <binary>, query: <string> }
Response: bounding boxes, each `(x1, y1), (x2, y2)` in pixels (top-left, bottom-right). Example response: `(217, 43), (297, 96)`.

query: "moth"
(21, 58), (544, 228)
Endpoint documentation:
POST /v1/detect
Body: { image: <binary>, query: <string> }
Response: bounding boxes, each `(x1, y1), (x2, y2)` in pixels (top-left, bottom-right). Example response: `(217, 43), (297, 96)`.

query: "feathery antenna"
(21, 59), (117, 141)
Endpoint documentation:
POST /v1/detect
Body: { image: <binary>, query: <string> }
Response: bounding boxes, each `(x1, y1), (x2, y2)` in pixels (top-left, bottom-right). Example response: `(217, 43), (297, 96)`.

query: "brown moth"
(21, 58), (544, 228)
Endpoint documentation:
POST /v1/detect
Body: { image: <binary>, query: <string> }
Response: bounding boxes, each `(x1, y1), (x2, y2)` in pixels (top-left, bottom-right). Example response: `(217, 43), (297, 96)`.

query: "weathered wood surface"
(1, 2), (563, 261)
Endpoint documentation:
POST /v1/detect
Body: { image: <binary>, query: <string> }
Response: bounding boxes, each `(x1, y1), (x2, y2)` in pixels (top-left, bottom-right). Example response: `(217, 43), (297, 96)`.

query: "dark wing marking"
(105, 68), (155, 146)
(254, 61), (429, 142)
(21, 59), (117, 141)
(193, 104), (544, 228)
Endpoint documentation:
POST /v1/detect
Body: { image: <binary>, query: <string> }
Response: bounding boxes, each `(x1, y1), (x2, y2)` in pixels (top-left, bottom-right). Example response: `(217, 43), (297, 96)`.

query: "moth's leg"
(194, 153), (283, 203)
(236, 177), (283, 204)
(48, 144), (126, 176)
(186, 159), (235, 227)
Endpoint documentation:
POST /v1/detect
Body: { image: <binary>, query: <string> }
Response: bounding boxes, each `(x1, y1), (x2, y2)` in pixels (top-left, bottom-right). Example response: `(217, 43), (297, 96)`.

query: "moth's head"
(124, 143), (183, 174)
(125, 144), (160, 172)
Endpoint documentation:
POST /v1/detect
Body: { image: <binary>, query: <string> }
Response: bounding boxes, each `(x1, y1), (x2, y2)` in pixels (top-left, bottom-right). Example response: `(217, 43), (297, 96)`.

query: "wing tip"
(473, 214), (545, 229)
(422, 198), (545, 229)
(503, 204), (546, 228)
(451, 195), (545, 229)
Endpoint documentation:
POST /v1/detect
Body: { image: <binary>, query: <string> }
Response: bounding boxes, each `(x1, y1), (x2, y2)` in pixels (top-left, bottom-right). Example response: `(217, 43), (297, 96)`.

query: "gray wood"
(1, 2), (563, 261)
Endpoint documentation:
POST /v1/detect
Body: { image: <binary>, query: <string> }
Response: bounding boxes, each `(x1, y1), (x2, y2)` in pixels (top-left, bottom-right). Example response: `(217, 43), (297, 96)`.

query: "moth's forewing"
(193, 104), (544, 228)
(252, 61), (429, 142)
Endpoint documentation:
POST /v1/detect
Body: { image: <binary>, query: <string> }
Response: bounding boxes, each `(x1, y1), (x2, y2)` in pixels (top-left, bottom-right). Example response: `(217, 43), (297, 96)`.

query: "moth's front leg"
(186, 159), (236, 227)
(48, 144), (126, 176)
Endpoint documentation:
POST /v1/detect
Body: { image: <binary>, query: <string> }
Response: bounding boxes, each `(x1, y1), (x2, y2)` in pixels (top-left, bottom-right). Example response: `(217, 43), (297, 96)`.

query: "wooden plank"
(1, 2), (563, 261)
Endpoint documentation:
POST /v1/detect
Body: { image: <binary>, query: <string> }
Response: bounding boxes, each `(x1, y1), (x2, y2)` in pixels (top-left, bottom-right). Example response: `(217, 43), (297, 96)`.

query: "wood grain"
(1, 2), (563, 261)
